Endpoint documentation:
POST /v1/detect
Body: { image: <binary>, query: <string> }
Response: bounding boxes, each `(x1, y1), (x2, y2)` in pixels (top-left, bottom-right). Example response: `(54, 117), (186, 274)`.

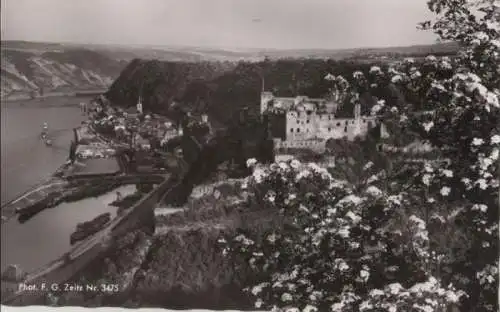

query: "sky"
(0, 0), (438, 50)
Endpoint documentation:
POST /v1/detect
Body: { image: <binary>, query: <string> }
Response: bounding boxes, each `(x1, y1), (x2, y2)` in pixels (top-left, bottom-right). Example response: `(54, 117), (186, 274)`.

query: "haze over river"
(0, 97), (123, 273)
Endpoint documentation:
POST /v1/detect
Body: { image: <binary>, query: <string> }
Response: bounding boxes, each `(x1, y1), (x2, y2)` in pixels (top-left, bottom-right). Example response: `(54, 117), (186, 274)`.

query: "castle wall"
(274, 138), (326, 154)
(285, 111), (377, 142)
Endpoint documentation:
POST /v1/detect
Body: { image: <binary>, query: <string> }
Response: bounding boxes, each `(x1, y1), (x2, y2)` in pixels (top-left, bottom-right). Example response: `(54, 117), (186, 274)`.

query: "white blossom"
(353, 71), (364, 79)
(279, 161), (289, 170)
(267, 233), (277, 244)
(345, 211), (362, 224)
(251, 283), (267, 295)
(472, 204), (488, 214)
(422, 174), (432, 186)
(337, 227), (350, 238)
(441, 169), (454, 178)
(330, 302), (345, 312)
(422, 121), (434, 132)
(363, 161), (374, 170)
(476, 179), (489, 190)
(302, 304), (318, 312)
(359, 269), (370, 282)
(255, 299), (264, 308)
(409, 215), (426, 230)
(369, 66), (382, 74)
(391, 75), (403, 83)
(365, 185), (383, 197)
(252, 168), (266, 184)
(490, 148), (499, 160)
(246, 158), (258, 168)
(387, 283), (403, 295)
(472, 138), (484, 146)
(324, 73), (336, 81)
(440, 186), (451, 196)
(369, 289), (384, 297)
(491, 134), (500, 145)
(281, 292), (293, 302)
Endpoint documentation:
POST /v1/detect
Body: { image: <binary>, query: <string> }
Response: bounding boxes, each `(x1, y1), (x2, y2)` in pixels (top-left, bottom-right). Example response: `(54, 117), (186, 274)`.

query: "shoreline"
(1, 89), (107, 106)
(0, 160), (70, 210)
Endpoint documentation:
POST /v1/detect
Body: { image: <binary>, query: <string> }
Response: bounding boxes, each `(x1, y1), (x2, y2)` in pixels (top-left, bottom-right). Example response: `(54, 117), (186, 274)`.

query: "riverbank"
(1, 94), (99, 109)
(1, 89), (106, 104)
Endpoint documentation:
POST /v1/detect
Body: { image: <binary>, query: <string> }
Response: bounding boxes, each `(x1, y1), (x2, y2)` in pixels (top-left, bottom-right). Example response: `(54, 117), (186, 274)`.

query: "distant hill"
(2, 40), (459, 62)
(1, 45), (127, 100)
(254, 42), (459, 60)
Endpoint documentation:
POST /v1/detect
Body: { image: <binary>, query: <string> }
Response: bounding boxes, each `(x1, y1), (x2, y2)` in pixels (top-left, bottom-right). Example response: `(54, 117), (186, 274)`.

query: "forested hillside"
(104, 59), (236, 113)
(105, 58), (410, 125)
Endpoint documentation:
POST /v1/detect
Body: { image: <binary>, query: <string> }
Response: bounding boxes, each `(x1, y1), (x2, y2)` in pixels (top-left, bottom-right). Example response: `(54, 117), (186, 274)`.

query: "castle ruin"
(260, 91), (378, 153)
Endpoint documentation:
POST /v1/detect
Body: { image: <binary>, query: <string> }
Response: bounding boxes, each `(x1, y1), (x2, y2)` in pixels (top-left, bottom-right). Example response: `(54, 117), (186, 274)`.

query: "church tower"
(136, 95), (143, 114)
(354, 103), (361, 120)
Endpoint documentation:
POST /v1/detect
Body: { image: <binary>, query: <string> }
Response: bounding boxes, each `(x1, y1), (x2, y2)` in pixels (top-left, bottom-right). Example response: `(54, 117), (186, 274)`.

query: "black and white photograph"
(1, 0), (499, 311)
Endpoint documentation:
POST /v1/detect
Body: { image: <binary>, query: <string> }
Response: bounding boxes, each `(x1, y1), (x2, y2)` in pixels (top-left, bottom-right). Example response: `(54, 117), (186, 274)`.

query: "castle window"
(297, 128), (300, 133)
(328, 116), (332, 120)
(336, 122), (341, 127)
(345, 120), (348, 125)
(328, 127), (331, 132)
(306, 120), (310, 124)
(352, 121), (355, 124)
(290, 128), (294, 132)
(363, 119), (366, 123)
(307, 111), (312, 116)
(344, 126), (348, 132)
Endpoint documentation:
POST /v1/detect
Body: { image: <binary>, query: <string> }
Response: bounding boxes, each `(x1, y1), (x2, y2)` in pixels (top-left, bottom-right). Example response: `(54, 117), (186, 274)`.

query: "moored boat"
(70, 212), (111, 245)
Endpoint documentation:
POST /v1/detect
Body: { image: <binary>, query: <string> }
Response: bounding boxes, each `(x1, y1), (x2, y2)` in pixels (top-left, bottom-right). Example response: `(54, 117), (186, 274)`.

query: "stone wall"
(274, 138), (326, 154)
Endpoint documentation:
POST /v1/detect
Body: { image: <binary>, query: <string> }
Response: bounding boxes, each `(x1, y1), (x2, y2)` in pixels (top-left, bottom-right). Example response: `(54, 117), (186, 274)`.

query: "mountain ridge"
(2, 40), (459, 61)
(1, 40), (458, 101)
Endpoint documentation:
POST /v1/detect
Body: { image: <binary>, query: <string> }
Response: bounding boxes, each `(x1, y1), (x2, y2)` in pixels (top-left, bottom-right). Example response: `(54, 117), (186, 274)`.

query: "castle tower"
(261, 91), (274, 116)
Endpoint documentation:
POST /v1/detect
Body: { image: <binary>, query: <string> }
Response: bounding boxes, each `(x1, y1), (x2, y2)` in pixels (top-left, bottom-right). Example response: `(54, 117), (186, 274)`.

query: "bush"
(220, 159), (465, 311)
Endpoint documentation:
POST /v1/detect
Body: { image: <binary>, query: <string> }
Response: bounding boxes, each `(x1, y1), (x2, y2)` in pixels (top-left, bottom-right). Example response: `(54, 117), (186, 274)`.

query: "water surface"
(1, 184), (137, 273)
(1, 97), (88, 204)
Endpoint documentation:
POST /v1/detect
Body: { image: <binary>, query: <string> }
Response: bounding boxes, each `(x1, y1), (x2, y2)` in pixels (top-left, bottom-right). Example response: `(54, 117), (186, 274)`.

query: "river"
(1, 97), (88, 205)
(1, 184), (137, 274)
(0, 96), (126, 274)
